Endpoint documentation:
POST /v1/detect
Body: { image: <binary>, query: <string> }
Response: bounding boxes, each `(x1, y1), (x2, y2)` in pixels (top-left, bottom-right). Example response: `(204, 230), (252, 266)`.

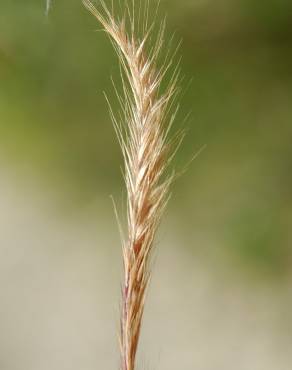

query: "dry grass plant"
(83, 1), (182, 369)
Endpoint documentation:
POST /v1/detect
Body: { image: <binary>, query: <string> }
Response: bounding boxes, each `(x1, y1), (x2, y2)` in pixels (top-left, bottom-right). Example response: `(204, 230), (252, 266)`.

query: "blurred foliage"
(0, 0), (291, 276)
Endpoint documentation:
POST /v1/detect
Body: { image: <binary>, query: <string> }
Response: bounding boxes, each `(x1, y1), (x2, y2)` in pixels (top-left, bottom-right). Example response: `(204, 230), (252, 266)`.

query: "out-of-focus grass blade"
(45, 0), (51, 16)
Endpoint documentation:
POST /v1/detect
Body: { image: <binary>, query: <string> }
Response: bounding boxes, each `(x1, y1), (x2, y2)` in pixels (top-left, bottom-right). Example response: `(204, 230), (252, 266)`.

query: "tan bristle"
(83, 1), (181, 369)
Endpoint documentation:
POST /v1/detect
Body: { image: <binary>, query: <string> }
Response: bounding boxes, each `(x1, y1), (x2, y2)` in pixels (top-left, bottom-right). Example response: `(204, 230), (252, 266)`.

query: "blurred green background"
(1, 0), (291, 275)
(0, 1), (292, 369)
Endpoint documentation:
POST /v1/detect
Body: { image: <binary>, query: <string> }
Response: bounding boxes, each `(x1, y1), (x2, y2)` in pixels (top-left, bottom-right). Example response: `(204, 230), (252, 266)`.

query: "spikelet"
(83, 1), (181, 369)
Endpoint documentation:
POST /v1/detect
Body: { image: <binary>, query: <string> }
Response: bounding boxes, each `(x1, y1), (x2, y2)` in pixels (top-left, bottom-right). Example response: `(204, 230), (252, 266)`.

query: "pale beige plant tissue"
(83, 1), (181, 369)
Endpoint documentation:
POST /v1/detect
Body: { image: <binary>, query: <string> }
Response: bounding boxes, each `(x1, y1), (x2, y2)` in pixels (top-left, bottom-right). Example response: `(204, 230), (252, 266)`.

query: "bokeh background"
(0, 0), (292, 369)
